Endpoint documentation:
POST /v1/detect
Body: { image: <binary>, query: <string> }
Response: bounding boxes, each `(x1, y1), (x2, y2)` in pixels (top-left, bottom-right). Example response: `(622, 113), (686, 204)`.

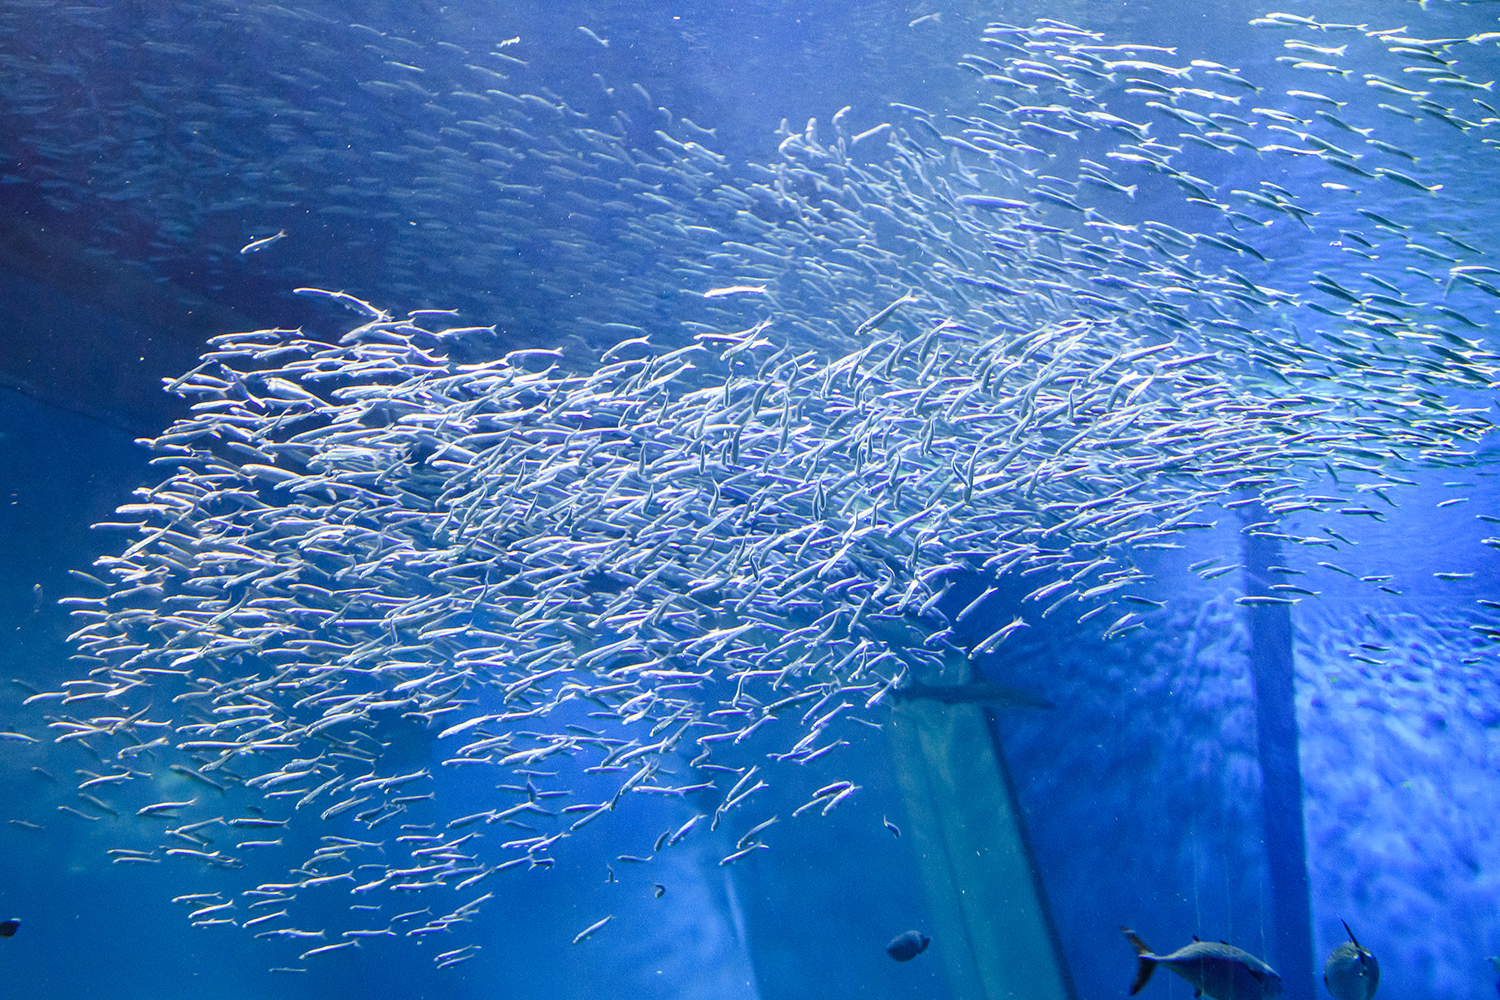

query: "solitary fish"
(238, 229), (287, 254)
(0, 918), (18, 938)
(886, 930), (930, 962)
(1124, 928), (1282, 1000)
(702, 285), (767, 298)
(1323, 921), (1378, 1000)
(571, 914), (613, 945)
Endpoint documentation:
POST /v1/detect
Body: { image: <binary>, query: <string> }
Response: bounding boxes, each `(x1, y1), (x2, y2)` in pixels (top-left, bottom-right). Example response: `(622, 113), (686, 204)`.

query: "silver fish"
(238, 229), (287, 255)
(1124, 928), (1282, 1000)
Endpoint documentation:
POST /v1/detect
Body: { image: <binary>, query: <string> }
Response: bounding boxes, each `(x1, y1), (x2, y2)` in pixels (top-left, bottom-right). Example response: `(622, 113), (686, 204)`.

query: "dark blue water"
(1, 2), (1497, 999)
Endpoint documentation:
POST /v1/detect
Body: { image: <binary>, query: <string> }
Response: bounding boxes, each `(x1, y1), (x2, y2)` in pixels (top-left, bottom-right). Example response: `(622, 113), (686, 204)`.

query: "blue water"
(1, 2), (1498, 999)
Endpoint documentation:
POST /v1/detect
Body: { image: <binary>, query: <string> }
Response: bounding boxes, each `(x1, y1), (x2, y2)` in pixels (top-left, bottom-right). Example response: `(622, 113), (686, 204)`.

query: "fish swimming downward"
(1323, 922), (1379, 1000)
(1124, 927), (1283, 1000)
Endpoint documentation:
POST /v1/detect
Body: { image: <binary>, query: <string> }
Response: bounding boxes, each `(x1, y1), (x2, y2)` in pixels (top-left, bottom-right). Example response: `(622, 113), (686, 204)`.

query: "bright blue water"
(1, 2), (1497, 999)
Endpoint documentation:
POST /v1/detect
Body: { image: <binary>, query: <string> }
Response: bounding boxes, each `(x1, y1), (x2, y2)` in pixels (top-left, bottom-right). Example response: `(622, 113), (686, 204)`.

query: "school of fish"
(4, 1), (1498, 977)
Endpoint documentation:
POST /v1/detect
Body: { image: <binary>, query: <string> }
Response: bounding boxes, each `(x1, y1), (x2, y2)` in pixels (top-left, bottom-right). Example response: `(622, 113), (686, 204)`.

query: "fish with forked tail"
(1123, 927), (1282, 1000)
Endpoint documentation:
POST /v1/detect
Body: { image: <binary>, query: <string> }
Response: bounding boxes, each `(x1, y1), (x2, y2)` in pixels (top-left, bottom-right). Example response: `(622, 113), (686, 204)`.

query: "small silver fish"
(238, 229), (287, 254)
(1124, 928), (1282, 1000)
(1324, 921), (1378, 1000)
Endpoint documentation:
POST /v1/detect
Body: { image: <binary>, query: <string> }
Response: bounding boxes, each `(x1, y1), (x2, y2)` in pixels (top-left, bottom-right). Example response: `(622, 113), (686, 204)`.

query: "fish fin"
(1130, 955), (1158, 996)
(1122, 928), (1157, 996)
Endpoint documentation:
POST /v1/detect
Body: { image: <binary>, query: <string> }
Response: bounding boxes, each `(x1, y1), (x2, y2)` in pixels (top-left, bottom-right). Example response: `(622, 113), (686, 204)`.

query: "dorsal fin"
(1341, 919), (1361, 949)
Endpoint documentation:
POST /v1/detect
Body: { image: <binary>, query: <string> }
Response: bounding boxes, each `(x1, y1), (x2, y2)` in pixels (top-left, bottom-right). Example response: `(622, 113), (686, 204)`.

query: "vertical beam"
(888, 700), (1077, 1000)
(1242, 525), (1316, 1000)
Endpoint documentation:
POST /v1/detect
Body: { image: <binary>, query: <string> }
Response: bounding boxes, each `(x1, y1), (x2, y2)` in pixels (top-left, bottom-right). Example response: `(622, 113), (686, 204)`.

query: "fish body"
(1323, 922), (1378, 1000)
(702, 285), (767, 298)
(572, 914), (613, 944)
(887, 930), (930, 962)
(238, 229), (287, 254)
(1124, 929), (1281, 1000)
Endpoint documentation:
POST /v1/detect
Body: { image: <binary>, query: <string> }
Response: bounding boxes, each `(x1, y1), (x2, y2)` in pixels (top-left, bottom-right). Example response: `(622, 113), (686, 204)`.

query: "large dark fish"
(886, 930), (931, 962)
(1323, 921), (1378, 1000)
(1124, 928), (1282, 1000)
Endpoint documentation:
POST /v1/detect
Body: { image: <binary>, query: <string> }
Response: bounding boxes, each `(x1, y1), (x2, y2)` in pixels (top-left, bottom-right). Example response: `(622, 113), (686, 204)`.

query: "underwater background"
(0, 1), (1497, 999)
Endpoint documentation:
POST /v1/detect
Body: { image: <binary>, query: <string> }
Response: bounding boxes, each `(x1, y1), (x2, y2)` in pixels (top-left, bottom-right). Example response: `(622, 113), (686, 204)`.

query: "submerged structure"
(1, 3), (1497, 999)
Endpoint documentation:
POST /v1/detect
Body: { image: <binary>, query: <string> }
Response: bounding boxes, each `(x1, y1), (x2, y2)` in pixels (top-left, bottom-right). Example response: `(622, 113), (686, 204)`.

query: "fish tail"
(1123, 928), (1157, 996)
